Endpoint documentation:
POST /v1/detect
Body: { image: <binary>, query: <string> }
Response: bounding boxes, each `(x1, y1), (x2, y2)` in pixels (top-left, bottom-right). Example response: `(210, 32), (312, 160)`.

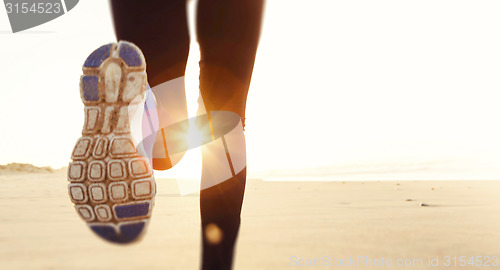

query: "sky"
(1, 0), (500, 180)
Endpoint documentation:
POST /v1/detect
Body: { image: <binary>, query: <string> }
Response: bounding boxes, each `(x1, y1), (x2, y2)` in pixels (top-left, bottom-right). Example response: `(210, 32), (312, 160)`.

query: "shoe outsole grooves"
(68, 41), (155, 244)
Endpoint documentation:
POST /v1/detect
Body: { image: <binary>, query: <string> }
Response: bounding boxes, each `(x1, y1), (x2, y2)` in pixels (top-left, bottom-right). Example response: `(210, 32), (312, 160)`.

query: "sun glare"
(187, 118), (203, 147)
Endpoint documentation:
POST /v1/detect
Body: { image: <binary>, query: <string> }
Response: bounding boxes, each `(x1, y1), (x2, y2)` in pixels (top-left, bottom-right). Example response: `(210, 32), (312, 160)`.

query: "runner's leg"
(110, 0), (190, 169)
(197, 0), (265, 269)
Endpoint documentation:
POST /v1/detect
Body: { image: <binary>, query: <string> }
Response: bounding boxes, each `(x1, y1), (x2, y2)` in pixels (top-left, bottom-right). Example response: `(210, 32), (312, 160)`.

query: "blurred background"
(1, 0), (500, 180)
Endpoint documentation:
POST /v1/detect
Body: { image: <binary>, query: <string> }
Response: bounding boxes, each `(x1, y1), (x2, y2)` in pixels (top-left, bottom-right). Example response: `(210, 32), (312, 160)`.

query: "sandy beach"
(3, 1), (500, 269)
(1, 172), (499, 270)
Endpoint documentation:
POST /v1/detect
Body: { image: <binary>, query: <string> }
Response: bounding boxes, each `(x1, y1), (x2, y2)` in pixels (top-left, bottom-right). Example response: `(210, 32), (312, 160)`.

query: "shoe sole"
(67, 41), (155, 244)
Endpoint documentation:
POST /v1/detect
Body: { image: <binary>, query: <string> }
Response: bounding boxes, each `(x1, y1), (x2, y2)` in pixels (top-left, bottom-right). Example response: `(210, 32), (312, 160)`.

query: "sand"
(0, 172), (499, 269)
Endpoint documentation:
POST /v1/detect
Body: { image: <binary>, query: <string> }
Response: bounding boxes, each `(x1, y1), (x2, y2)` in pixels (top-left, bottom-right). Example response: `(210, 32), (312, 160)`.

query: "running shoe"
(67, 41), (156, 243)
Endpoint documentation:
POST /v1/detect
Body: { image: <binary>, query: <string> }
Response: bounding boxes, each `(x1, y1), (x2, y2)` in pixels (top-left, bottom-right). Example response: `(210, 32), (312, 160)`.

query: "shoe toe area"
(90, 221), (146, 244)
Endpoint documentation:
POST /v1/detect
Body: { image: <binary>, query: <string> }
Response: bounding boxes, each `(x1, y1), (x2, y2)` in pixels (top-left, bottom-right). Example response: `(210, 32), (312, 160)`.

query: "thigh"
(196, 0), (265, 123)
(110, 0), (190, 86)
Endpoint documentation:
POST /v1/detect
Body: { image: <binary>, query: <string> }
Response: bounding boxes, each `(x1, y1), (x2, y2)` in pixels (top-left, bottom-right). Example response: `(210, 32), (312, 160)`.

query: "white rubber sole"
(67, 41), (155, 243)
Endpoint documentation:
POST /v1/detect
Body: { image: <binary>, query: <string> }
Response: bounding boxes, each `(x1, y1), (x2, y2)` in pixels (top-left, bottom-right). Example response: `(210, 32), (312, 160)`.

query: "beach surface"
(1, 172), (499, 269)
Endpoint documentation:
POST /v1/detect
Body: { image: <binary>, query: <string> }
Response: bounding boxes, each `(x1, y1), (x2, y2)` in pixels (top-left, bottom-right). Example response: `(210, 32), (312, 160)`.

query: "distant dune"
(0, 163), (65, 175)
